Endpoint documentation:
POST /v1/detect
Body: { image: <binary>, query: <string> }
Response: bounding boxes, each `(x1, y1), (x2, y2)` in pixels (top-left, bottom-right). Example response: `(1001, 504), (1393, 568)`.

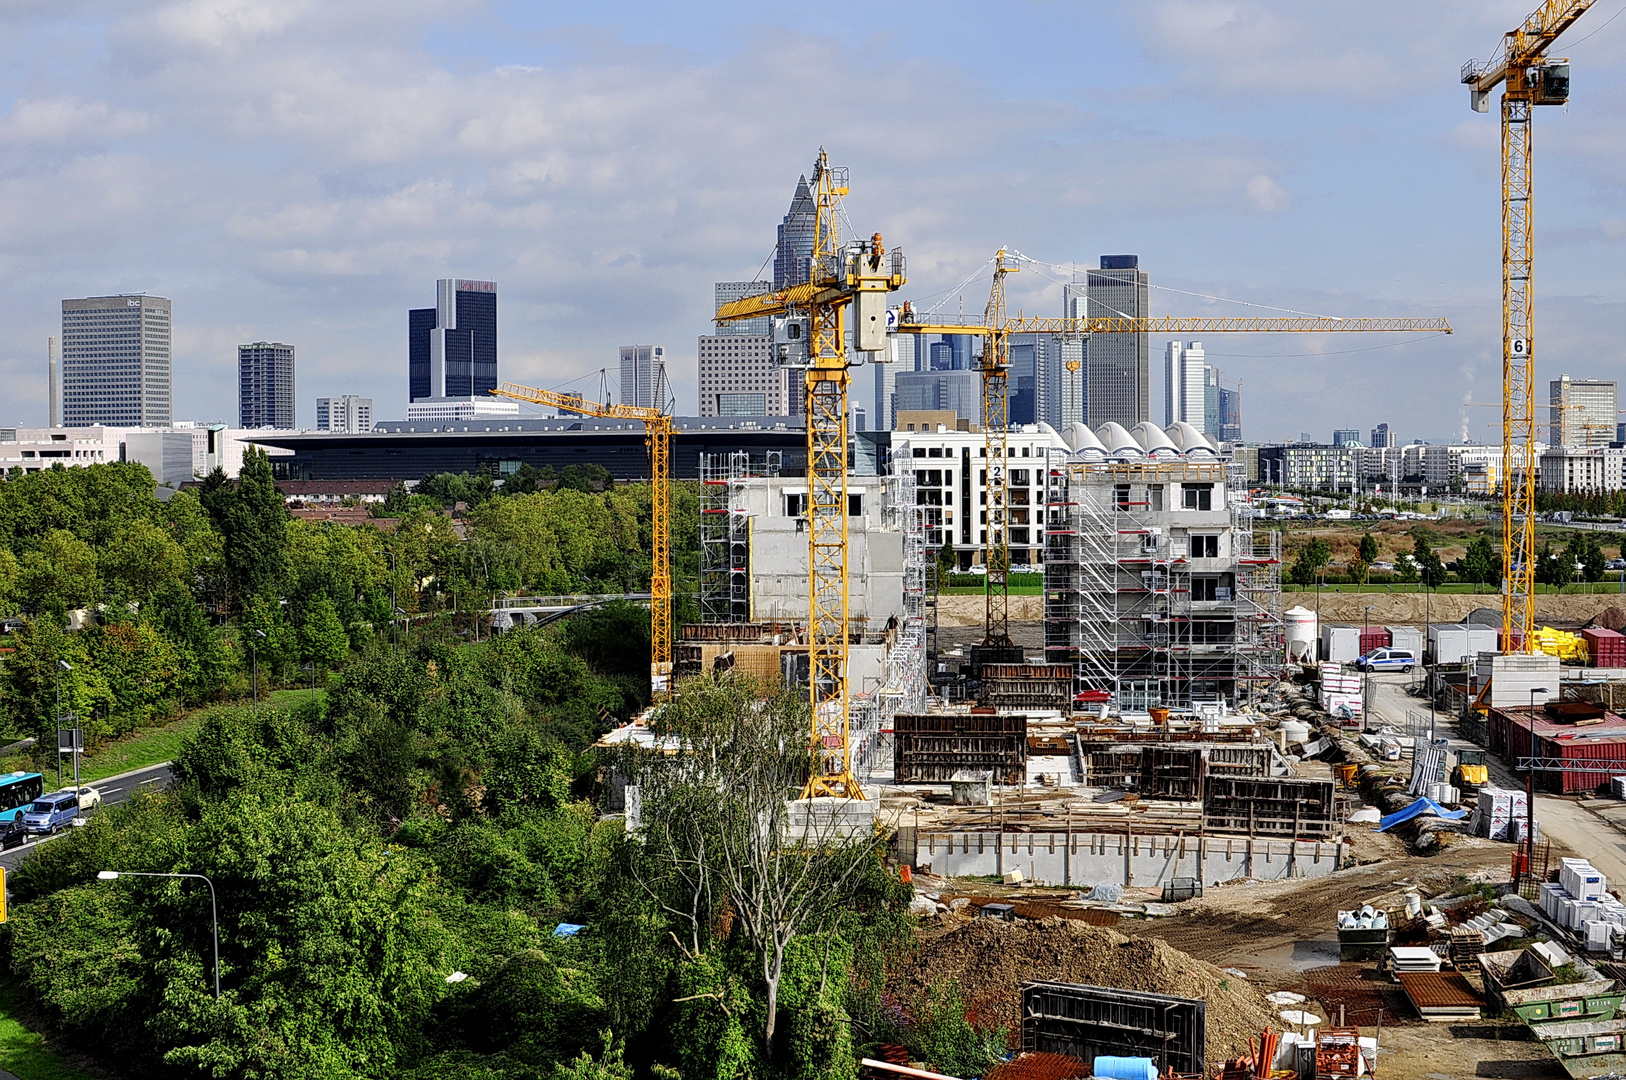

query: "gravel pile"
(895, 917), (1276, 1064)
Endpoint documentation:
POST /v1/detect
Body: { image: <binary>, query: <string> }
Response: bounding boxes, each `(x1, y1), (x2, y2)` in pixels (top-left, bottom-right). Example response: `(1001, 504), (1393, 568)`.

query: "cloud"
(1245, 174), (1291, 214)
(0, 97), (149, 141)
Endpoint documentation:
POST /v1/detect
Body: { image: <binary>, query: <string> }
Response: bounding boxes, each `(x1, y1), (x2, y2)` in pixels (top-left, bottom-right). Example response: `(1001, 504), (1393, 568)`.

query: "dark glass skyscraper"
(238, 341), (295, 429)
(1062, 255), (1149, 428)
(409, 279), (497, 402)
(774, 176), (816, 291)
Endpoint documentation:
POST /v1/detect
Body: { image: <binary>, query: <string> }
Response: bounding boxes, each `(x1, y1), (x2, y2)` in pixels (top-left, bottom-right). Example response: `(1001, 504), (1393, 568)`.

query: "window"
(1182, 484), (1213, 511)
(928, 447), (943, 458)
(913, 447), (926, 457)
(1192, 577), (1220, 602)
(784, 493), (806, 516)
(849, 494), (863, 517)
(1191, 534), (1219, 558)
(1011, 469), (1029, 486)
(1149, 485), (1164, 511)
(1115, 483), (1132, 509)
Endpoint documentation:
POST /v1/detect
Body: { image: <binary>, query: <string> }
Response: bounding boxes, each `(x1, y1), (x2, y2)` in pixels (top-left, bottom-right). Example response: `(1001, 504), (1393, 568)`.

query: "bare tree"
(632, 674), (878, 1052)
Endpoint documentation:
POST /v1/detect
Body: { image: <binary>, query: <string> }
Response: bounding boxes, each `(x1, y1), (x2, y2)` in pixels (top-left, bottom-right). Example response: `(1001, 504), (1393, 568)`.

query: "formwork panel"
(1021, 981), (1205, 1076)
(894, 713), (1028, 784)
(1203, 776), (1335, 837)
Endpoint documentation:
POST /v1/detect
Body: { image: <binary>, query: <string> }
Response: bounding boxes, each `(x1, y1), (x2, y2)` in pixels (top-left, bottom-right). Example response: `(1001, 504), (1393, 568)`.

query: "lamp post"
(1526, 686), (1550, 893)
(53, 659), (72, 787)
(249, 629), (267, 711)
(96, 870), (219, 999)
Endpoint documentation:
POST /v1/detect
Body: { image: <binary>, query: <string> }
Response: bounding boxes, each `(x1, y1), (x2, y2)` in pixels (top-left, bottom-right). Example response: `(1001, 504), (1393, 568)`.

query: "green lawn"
(47, 709), (208, 788)
(0, 986), (98, 1080)
(1283, 582), (1626, 595)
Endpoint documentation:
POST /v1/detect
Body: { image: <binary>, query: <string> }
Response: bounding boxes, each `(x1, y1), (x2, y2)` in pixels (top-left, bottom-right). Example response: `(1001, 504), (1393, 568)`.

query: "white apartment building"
(1540, 447), (1626, 494)
(316, 395), (374, 434)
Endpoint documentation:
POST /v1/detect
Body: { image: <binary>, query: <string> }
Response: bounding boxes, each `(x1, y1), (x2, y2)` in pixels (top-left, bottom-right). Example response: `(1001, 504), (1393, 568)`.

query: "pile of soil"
(894, 918), (1276, 1064)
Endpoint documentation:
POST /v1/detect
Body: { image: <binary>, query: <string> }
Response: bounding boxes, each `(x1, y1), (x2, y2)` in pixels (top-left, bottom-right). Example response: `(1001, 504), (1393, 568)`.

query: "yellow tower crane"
(1462, 0), (1595, 651)
(897, 263), (1453, 651)
(713, 150), (906, 799)
(490, 382), (674, 696)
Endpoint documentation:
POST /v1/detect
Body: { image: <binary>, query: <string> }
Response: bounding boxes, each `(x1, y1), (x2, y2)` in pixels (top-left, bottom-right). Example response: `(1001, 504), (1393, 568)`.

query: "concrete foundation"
(910, 830), (1345, 888)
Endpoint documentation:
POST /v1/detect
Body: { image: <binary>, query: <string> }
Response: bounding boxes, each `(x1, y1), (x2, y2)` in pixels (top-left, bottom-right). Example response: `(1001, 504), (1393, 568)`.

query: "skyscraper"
(1164, 341), (1205, 428)
(238, 342), (295, 429)
(774, 176), (817, 291)
(316, 395), (373, 434)
(61, 294), (172, 427)
(620, 345), (669, 410)
(1065, 256), (1148, 427)
(409, 279), (497, 402)
(1203, 365), (1221, 440)
(699, 336), (785, 417)
(1371, 422), (1397, 448)
(1218, 387), (1242, 443)
(713, 281), (771, 337)
(1550, 373), (1617, 448)
(1332, 428), (1363, 447)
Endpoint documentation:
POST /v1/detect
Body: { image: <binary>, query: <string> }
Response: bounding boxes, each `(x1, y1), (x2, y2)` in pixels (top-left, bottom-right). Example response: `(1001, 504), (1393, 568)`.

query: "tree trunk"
(763, 939), (785, 1053)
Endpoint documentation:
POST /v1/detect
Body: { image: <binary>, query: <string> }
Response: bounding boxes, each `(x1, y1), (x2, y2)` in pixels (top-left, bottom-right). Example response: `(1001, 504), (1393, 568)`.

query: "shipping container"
(1584, 628), (1626, 668)
(1359, 628), (1392, 655)
(1322, 624), (1362, 663)
(1429, 624), (1470, 664)
(1387, 626), (1425, 657)
(1021, 982), (1206, 1076)
(1488, 707), (1626, 793)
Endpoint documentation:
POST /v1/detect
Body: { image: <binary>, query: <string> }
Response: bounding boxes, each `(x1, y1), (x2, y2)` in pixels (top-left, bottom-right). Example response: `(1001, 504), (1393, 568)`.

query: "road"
(0, 762), (172, 873)
(1364, 671), (1626, 885)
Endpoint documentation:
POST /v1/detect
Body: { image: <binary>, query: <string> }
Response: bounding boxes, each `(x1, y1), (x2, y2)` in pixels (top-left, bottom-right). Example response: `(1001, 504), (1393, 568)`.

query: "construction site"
(581, 5), (1626, 1076)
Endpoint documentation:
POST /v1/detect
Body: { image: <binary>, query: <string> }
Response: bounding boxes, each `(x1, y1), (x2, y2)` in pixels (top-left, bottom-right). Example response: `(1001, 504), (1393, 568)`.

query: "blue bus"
(0, 772), (45, 823)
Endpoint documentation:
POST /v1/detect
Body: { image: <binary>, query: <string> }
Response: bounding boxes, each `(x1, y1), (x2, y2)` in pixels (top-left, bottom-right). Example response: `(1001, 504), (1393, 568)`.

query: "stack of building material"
(1612, 775), (1626, 799)
(1450, 928), (1487, 971)
(1319, 662), (1363, 719)
(1584, 628), (1626, 668)
(1533, 626), (1589, 662)
(1469, 787), (1529, 841)
(1314, 1028), (1361, 1078)
(1562, 857), (1608, 901)
(1390, 946), (1444, 974)
(1396, 971), (1483, 1021)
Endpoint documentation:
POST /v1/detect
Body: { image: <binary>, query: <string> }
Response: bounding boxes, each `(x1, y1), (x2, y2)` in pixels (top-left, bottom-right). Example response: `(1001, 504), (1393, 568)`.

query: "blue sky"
(1, 0), (1623, 442)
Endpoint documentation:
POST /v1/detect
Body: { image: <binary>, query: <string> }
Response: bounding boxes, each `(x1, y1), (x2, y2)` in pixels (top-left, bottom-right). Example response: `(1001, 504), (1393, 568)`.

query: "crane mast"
(1462, 0), (1594, 652)
(714, 150), (905, 799)
(490, 381), (673, 696)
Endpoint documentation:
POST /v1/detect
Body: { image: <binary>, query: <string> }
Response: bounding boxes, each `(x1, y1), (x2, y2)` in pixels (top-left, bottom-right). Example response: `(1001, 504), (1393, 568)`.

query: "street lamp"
(96, 870), (220, 999)
(1525, 686), (1551, 892)
(54, 659), (72, 785)
(249, 630), (267, 711)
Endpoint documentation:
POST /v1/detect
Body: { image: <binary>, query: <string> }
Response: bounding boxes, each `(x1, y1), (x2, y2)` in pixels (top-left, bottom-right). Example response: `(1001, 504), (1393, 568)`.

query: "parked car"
(0, 616), (25, 634)
(1607, 558), (1626, 571)
(1355, 647), (1418, 673)
(21, 790), (84, 835)
(967, 565), (987, 576)
(0, 818), (27, 850)
(59, 785), (101, 812)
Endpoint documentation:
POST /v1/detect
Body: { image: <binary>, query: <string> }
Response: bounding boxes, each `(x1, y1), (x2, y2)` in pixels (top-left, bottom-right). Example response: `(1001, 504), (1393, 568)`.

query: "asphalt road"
(0, 762), (172, 873)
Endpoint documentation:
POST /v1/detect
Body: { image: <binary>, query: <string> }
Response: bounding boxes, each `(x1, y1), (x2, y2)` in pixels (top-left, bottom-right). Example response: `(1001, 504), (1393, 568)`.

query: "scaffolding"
(1043, 455), (1282, 709)
(698, 451), (780, 623)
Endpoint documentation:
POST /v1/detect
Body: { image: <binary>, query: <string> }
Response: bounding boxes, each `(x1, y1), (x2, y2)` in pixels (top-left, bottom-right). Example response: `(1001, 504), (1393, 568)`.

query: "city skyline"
(1, 5), (1624, 438)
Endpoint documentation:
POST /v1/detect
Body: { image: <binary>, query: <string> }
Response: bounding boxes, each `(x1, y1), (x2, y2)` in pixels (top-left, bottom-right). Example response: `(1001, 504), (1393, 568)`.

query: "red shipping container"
(1583, 628), (1626, 667)
(1359, 628), (1391, 655)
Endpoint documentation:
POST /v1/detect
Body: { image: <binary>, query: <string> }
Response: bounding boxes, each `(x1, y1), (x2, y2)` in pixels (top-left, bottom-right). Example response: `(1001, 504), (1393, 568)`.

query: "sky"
(1, 0), (1624, 443)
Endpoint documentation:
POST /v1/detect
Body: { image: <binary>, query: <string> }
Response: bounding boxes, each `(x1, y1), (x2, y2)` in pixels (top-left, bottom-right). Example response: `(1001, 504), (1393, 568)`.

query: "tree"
(220, 449), (289, 606)
(1461, 535), (1501, 586)
(936, 539), (957, 579)
(1288, 537), (1332, 586)
(1358, 532), (1380, 565)
(300, 596), (350, 670)
(636, 675), (882, 1056)
(1535, 542), (1570, 591)
(1412, 534), (1446, 590)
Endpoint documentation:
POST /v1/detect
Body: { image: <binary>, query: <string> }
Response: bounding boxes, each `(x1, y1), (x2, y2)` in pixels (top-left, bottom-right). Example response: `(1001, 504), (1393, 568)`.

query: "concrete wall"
(910, 830), (1345, 887)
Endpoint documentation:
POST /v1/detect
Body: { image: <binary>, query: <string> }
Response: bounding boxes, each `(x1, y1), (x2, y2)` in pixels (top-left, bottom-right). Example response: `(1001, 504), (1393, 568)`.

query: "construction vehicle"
(490, 382), (673, 697)
(1454, 747), (1490, 795)
(1461, 1), (1596, 652)
(713, 150), (906, 799)
(895, 265), (1452, 659)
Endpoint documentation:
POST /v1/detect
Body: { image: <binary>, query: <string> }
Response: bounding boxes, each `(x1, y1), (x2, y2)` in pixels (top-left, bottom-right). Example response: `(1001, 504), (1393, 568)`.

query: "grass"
(1283, 581), (1626, 595)
(0, 985), (99, 1080)
(49, 709), (209, 788)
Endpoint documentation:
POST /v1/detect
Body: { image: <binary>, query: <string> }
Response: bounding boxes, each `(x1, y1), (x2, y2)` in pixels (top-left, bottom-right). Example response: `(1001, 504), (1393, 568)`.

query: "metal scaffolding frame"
(1043, 456), (1281, 709)
(698, 451), (780, 624)
(854, 455), (928, 782)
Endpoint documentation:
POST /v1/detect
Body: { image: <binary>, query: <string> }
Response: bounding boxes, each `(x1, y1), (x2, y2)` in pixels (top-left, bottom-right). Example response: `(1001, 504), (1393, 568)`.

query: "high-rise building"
(1550, 373), (1617, 448)
(1203, 365), (1221, 440)
(1055, 338), (1087, 427)
(1332, 428), (1363, 447)
(409, 278), (497, 403)
(1164, 341), (1206, 428)
(1064, 256), (1147, 427)
(238, 342), (295, 429)
(698, 336), (786, 417)
(61, 294), (172, 428)
(316, 395), (373, 434)
(713, 281), (772, 337)
(1370, 422), (1397, 448)
(774, 175), (817, 291)
(1218, 387), (1242, 443)
(1007, 336), (1041, 426)
(620, 345), (669, 410)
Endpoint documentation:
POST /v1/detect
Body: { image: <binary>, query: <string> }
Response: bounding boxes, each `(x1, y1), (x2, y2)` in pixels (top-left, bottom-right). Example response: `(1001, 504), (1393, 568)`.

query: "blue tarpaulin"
(554, 923), (586, 937)
(1377, 797), (1468, 832)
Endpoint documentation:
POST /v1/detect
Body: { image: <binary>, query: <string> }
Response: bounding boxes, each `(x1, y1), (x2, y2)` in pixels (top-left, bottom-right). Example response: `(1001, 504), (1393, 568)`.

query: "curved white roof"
(1095, 422), (1144, 460)
(1167, 421), (1219, 455)
(1131, 422), (1182, 458)
(1063, 421), (1107, 455)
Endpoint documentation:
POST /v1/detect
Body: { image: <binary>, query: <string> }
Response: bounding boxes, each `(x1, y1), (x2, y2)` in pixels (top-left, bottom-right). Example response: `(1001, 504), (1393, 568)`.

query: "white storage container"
(1387, 625), (1425, 657)
(1428, 624), (1470, 664)
(1322, 624), (1361, 664)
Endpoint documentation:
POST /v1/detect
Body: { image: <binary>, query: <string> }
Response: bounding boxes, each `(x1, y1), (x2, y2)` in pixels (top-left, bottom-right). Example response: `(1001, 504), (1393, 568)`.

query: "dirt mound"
(1594, 605), (1626, 632)
(894, 918), (1275, 1064)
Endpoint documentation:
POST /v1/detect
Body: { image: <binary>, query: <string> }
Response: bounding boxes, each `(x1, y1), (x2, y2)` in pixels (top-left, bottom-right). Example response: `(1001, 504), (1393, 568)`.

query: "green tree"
(220, 449), (289, 606)
(18, 528), (99, 612)
(1288, 536), (1332, 586)
(1461, 535), (1501, 586)
(1412, 534), (1447, 590)
(300, 596), (351, 670)
(1358, 532), (1380, 565)
(936, 538), (957, 579)
(1535, 542), (1570, 591)
(102, 517), (188, 603)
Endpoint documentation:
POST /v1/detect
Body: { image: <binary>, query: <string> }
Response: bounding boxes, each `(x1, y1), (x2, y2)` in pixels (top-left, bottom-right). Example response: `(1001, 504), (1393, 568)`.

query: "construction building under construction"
(1043, 421), (1283, 709)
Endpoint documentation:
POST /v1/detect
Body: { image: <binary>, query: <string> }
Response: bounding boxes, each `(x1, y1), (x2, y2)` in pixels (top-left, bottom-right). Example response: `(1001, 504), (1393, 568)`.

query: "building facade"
(713, 281), (771, 337)
(1371, 422), (1397, 448)
(1164, 341), (1205, 428)
(774, 176), (816, 291)
(620, 345), (669, 411)
(1064, 256), (1148, 428)
(238, 342), (295, 429)
(698, 336), (786, 417)
(1218, 387), (1242, 443)
(893, 370), (983, 429)
(316, 395), (374, 434)
(1332, 428), (1362, 447)
(404, 397), (520, 424)
(409, 279), (497, 403)
(61, 294), (172, 427)
(1540, 447), (1626, 494)
(1550, 374), (1617, 449)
